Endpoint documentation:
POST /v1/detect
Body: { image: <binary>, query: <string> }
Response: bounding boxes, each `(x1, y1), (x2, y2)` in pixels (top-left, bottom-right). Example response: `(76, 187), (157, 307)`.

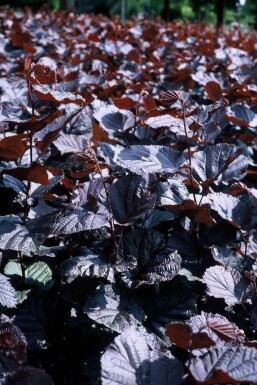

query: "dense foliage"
(1, 6), (257, 385)
(2, 0), (256, 27)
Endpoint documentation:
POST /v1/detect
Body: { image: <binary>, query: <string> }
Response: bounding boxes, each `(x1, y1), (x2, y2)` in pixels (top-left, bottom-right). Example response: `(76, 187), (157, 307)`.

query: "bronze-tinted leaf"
(33, 85), (86, 105)
(165, 323), (215, 350)
(174, 200), (215, 226)
(91, 122), (118, 146)
(0, 134), (28, 161)
(207, 317), (238, 342)
(189, 346), (257, 384)
(205, 81), (223, 102)
(2, 163), (49, 186)
(113, 97), (137, 110)
(159, 90), (182, 106)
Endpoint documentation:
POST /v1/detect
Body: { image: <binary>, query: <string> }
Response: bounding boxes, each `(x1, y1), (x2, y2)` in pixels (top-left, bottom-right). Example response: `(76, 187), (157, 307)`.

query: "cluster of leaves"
(1, 6), (257, 385)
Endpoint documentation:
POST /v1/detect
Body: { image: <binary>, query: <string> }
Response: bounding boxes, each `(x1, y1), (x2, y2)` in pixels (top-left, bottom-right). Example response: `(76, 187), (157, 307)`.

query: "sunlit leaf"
(189, 346), (257, 384)
(203, 266), (253, 305)
(192, 143), (248, 183)
(101, 329), (184, 385)
(33, 85), (86, 105)
(0, 215), (36, 256)
(0, 274), (17, 308)
(118, 145), (186, 175)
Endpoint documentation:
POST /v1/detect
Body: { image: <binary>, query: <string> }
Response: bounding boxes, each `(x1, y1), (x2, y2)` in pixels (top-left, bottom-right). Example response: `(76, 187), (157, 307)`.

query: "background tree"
(60, 0), (75, 10)
(161, 0), (170, 20)
(0, 0), (254, 27)
(243, 0), (257, 28)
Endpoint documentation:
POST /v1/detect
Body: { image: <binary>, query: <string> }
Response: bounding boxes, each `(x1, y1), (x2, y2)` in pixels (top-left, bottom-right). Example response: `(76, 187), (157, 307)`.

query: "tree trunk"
(215, 0), (225, 27)
(121, 0), (126, 22)
(60, 0), (75, 11)
(161, 0), (170, 21)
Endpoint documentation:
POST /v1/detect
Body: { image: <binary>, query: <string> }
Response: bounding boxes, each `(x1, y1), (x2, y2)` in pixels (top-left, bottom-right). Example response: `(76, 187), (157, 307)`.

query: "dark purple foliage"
(0, 6), (256, 385)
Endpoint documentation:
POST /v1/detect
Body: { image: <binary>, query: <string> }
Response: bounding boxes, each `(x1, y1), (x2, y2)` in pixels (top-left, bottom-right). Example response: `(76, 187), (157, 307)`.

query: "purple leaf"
(110, 174), (156, 224)
(203, 266), (253, 306)
(101, 329), (184, 385)
(118, 145), (186, 175)
(189, 345), (257, 384)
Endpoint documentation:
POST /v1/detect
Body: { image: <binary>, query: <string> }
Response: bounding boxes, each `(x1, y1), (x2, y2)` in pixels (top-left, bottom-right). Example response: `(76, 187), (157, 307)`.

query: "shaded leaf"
(134, 252), (181, 287)
(98, 142), (123, 168)
(138, 276), (202, 341)
(71, 178), (104, 206)
(141, 209), (179, 228)
(110, 174), (156, 224)
(119, 229), (166, 271)
(0, 105), (32, 124)
(2, 175), (26, 195)
(118, 229), (181, 287)
(0, 332), (26, 375)
(13, 291), (58, 349)
(211, 246), (253, 273)
(0, 315), (26, 344)
(7, 367), (54, 385)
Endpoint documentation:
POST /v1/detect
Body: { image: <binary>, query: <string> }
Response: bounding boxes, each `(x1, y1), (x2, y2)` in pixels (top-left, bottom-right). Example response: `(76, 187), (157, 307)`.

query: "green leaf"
(16, 290), (31, 304)
(5, 261), (53, 290)
(179, 268), (202, 282)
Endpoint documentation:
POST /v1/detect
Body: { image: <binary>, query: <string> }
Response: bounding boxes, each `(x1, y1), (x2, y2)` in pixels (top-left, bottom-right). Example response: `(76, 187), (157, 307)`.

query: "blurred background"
(1, 0), (256, 27)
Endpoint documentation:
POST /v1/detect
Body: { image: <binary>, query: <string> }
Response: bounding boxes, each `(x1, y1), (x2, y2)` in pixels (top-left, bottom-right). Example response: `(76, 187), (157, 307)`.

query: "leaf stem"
(180, 99), (196, 204)
(243, 192), (255, 258)
(90, 150), (118, 256)
(24, 69), (34, 218)
(18, 251), (26, 284)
